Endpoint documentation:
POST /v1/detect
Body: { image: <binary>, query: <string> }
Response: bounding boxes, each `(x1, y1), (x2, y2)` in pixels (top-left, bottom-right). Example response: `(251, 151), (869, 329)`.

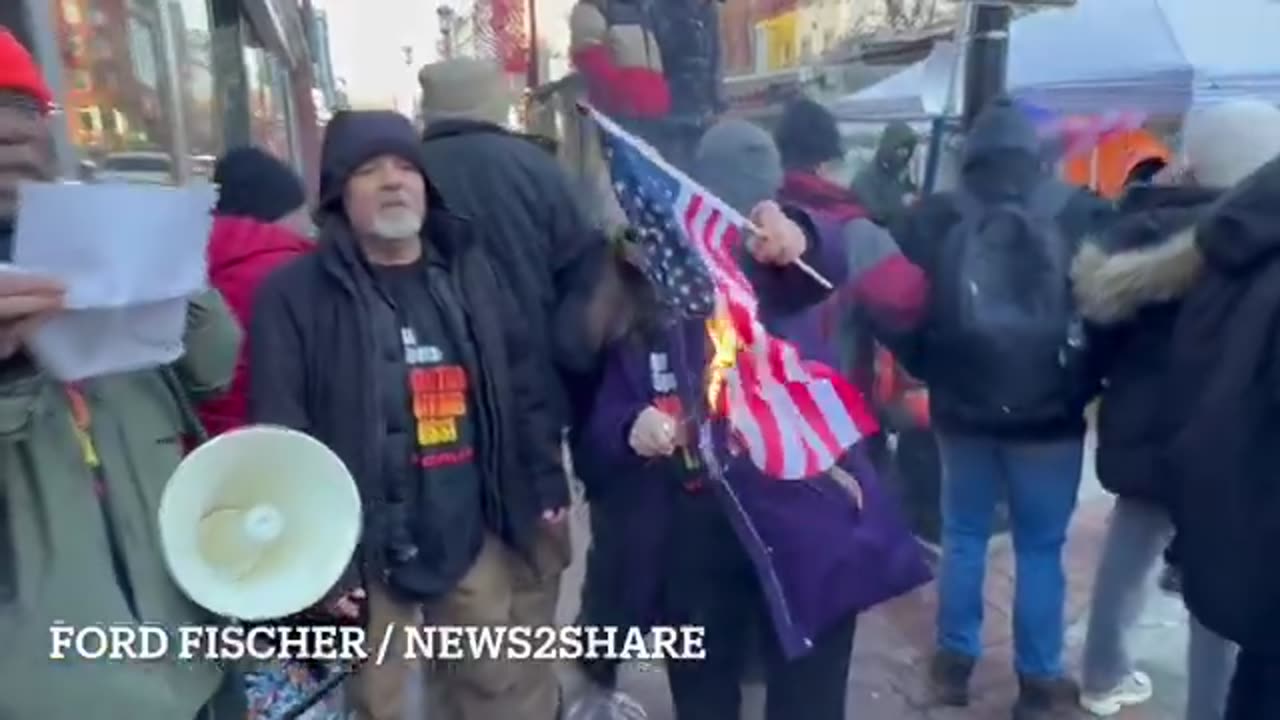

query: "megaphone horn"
(158, 425), (362, 622)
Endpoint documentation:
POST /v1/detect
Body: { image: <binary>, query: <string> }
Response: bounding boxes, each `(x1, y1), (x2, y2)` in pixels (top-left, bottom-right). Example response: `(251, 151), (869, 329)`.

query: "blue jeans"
(935, 432), (1084, 678)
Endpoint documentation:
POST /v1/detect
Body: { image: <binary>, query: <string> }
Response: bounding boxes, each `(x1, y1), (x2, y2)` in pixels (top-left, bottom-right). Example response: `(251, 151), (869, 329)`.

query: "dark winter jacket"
(1161, 154), (1280, 654)
(1070, 185), (1219, 504)
(421, 118), (608, 426)
(651, 0), (723, 123)
(889, 99), (1116, 440)
(580, 224), (928, 658)
(198, 215), (311, 437)
(247, 207), (566, 590)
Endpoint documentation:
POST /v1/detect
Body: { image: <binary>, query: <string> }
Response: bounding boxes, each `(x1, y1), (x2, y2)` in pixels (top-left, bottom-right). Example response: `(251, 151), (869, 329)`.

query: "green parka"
(0, 289), (241, 720)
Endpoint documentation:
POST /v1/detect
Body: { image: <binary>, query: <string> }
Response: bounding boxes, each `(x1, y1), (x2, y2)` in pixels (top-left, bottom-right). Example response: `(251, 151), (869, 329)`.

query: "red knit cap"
(0, 29), (53, 112)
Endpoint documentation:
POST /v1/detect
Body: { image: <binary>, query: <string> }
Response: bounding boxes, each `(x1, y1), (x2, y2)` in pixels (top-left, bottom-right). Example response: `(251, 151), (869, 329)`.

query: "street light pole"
(961, 1), (1012, 128)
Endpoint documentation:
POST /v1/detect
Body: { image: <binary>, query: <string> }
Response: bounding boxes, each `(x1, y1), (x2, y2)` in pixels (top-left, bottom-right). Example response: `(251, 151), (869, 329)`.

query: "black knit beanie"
(212, 146), (306, 222)
(774, 97), (843, 170)
(318, 110), (432, 211)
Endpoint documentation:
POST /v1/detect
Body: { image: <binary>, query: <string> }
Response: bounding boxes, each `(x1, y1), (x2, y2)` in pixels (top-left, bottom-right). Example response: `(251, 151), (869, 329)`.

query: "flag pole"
(743, 222), (834, 291)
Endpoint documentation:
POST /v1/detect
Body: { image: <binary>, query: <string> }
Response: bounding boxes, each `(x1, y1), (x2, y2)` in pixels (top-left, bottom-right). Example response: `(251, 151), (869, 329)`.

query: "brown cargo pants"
(348, 522), (571, 720)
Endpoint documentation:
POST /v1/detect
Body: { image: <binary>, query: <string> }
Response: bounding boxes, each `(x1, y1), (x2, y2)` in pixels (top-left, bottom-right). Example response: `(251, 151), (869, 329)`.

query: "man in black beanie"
(249, 110), (569, 720)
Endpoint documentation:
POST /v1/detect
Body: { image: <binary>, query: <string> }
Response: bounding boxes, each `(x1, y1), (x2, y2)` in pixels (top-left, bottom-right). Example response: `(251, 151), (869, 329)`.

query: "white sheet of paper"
(27, 299), (189, 382)
(11, 181), (215, 309)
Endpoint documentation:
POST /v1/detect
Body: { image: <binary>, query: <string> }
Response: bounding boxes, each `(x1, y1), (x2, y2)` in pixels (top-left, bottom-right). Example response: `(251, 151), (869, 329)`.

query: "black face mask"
(885, 146), (913, 170)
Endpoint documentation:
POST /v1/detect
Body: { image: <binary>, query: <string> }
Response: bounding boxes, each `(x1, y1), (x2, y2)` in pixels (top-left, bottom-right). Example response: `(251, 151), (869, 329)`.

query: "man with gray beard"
(249, 110), (568, 720)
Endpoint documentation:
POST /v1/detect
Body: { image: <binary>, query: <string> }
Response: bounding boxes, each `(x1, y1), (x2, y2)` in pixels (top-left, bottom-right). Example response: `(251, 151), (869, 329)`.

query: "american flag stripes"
(589, 106), (866, 480)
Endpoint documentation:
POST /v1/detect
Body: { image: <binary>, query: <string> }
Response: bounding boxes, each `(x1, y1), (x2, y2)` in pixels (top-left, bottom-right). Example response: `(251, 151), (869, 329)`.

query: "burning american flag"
(589, 106), (868, 480)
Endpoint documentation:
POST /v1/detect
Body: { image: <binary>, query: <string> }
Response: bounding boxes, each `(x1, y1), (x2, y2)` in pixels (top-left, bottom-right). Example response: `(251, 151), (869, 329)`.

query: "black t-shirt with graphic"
(374, 260), (484, 597)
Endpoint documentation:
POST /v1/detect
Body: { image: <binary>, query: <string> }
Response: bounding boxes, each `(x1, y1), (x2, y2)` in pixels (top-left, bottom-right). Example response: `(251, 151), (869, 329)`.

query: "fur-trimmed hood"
(1071, 185), (1220, 324)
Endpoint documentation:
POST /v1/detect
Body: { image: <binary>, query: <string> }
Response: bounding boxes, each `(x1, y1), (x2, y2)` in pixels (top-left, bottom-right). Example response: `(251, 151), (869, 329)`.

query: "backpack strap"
(159, 366), (209, 447)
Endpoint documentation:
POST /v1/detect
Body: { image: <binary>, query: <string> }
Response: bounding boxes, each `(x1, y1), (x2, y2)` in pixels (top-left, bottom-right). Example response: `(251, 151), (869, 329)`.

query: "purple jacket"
(583, 219), (931, 659)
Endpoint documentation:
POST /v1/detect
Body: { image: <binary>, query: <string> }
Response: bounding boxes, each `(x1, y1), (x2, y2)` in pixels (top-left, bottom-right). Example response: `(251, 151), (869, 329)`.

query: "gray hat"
(418, 58), (514, 127)
(694, 118), (783, 215)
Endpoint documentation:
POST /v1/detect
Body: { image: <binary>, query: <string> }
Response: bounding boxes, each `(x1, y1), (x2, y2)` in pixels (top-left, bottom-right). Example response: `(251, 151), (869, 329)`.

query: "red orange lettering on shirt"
(410, 365), (469, 448)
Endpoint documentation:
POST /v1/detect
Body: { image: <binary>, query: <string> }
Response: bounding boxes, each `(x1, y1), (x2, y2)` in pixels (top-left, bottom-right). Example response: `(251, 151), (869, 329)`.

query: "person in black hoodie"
(1070, 177), (1236, 719)
(889, 97), (1115, 719)
(248, 110), (569, 720)
(1160, 145), (1280, 720)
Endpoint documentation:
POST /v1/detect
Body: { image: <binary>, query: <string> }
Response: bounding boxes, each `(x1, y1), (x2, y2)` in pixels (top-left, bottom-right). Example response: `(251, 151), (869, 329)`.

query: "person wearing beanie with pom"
(248, 110), (568, 720)
(1066, 100), (1280, 719)
(888, 96), (1116, 719)
(0, 29), (245, 720)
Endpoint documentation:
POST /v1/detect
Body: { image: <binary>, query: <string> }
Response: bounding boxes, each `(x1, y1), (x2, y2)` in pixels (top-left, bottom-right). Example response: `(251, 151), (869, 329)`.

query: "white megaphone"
(158, 425), (362, 621)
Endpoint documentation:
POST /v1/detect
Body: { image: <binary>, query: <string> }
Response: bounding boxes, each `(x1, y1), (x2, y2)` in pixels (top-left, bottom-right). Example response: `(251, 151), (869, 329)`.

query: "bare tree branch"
(882, 0), (940, 29)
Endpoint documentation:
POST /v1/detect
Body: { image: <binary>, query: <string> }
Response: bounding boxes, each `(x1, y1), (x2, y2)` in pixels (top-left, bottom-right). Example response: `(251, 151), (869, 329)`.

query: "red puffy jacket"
(198, 215), (311, 437)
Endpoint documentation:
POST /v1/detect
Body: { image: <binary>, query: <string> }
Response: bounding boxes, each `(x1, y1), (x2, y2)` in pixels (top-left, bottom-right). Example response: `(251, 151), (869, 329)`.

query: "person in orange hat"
(0, 30), (245, 720)
(1062, 129), (1172, 201)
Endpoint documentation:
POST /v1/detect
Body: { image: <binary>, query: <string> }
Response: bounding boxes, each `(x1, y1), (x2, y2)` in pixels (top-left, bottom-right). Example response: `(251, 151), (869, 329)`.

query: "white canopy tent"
(831, 0), (1280, 121)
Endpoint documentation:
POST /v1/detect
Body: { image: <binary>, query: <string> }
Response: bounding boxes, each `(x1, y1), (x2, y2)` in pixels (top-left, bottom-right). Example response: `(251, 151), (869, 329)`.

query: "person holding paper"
(0, 30), (245, 720)
(248, 110), (568, 720)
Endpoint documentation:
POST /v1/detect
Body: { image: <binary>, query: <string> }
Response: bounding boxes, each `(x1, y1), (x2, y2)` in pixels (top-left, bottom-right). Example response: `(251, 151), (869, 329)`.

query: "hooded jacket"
(890, 99), (1116, 440)
(250, 114), (566, 595)
(1162, 154), (1280, 654)
(851, 121), (919, 227)
(1070, 185), (1219, 503)
(198, 215), (310, 437)
(0, 276), (241, 718)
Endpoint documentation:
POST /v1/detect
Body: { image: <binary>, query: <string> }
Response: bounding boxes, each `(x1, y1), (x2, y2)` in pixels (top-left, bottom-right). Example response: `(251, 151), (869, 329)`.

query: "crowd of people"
(5, 20), (1280, 720)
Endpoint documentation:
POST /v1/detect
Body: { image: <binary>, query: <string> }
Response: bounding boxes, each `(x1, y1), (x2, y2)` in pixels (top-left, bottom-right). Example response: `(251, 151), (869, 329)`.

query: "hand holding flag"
(587, 104), (870, 479)
(746, 200), (808, 267)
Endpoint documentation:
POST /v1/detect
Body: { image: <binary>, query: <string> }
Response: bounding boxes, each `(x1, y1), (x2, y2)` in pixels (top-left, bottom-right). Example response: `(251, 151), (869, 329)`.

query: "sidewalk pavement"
(557, 432), (1194, 719)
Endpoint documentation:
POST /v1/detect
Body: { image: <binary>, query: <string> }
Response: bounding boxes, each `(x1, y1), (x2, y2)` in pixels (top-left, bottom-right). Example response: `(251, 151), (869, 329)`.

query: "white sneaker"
(1080, 671), (1154, 716)
(565, 689), (649, 720)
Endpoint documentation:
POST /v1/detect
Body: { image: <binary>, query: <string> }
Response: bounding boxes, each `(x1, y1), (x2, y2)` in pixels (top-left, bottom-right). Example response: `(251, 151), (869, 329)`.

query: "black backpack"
(931, 183), (1087, 428)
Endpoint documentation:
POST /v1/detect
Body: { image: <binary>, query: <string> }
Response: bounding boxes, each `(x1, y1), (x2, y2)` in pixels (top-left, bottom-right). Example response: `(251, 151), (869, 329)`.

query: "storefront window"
(244, 25), (293, 166)
(173, 0), (220, 178)
(52, 0), (181, 184)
